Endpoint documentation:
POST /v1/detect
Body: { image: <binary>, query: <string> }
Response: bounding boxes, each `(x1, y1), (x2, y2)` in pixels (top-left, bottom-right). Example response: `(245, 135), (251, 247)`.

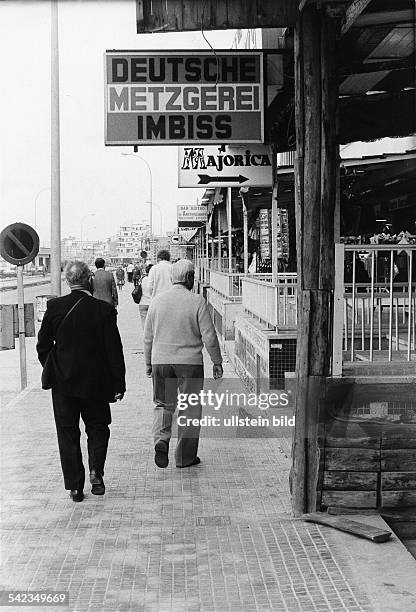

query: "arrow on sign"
(197, 174), (249, 185)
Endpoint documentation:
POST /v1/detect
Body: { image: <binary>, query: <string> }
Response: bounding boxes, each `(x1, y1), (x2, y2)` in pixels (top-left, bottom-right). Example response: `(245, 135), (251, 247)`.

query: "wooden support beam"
(291, 5), (340, 517)
(341, 0), (372, 36)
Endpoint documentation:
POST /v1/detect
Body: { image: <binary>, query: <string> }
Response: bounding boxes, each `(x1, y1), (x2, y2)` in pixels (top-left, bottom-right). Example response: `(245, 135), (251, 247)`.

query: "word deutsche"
(109, 56), (260, 84)
(108, 85), (260, 113)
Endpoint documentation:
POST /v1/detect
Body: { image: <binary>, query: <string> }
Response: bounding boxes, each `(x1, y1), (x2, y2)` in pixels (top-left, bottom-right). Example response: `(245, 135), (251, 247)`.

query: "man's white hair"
(171, 259), (194, 284)
(65, 260), (91, 286)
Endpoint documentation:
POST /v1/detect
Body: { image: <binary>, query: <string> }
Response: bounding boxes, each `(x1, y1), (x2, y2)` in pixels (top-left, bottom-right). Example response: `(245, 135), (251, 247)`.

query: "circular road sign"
(171, 234), (181, 245)
(0, 222), (40, 266)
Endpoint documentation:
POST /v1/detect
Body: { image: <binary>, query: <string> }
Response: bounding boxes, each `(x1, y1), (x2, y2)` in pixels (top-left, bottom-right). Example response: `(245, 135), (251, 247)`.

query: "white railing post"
(332, 243), (344, 376)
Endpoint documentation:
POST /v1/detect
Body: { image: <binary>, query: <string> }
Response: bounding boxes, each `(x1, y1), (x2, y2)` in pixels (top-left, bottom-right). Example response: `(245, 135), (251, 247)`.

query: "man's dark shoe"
(69, 489), (84, 502)
(155, 440), (169, 468)
(90, 470), (105, 495)
(176, 457), (201, 468)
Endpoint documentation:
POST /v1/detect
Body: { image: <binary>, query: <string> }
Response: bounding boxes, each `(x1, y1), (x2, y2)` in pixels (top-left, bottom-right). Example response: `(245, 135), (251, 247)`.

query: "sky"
(0, 0), (237, 246)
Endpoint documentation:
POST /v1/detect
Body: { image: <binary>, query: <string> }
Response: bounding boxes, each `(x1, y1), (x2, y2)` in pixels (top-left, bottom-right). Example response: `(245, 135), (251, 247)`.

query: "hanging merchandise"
(259, 209), (271, 259)
(276, 208), (289, 259)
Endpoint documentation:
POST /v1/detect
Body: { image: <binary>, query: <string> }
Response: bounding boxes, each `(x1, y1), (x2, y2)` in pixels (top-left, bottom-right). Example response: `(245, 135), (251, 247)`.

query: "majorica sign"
(105, 51), (264, 145)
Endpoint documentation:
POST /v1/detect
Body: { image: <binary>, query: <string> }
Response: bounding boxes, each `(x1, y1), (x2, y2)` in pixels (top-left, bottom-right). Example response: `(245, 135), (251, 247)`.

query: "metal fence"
(332, 244), (416, 374)
(241, 274), (298, 328)
(209, 270), (243, 299)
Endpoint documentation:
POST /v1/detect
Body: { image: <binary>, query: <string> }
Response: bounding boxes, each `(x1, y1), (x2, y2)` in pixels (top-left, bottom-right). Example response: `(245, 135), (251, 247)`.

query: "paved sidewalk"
(1, 285), (416, 611)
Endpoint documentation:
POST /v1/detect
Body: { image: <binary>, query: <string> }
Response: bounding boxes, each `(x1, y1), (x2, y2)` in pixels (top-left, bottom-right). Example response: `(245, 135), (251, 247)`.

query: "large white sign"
(105, 51), (264, 145)
(178, 145), (273, 187)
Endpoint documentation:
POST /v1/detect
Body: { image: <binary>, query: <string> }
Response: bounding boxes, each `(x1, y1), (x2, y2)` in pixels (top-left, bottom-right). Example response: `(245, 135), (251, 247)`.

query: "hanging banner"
(105, 51), (264, 145)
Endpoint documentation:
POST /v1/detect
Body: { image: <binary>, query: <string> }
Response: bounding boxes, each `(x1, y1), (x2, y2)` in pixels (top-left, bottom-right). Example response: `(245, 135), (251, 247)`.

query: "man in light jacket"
(144, 259), (223, 469)
(147, 249), (172, 298)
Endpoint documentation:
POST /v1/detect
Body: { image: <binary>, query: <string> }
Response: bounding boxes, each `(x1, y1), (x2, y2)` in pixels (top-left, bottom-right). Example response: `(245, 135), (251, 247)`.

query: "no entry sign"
(104, 50), (264, 145)
(0, 223), (39, 266)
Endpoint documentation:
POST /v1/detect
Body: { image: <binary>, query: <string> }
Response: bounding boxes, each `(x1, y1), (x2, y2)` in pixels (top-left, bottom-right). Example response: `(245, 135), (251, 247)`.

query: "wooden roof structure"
(136, 0), (415, 148)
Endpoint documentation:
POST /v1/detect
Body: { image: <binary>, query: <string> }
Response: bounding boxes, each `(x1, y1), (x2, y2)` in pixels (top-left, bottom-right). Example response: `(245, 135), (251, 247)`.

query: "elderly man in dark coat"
(36, 260), (126, 502)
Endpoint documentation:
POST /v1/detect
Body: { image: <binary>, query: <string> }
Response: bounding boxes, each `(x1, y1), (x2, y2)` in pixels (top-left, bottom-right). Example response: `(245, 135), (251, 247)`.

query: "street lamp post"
(121, 153), (153, 246)
(80, 213), (95, 259)
(34, 187), (50, 232)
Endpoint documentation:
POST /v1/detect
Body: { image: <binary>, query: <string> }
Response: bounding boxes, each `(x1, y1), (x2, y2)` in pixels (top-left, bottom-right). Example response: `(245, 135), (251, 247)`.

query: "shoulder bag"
(131, 279), (143, 304)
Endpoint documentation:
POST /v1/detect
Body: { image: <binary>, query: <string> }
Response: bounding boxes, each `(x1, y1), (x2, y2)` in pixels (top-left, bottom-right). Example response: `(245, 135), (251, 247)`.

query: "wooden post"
(217, 204), (222, 271)
(271, 145), (279, 285)
(227, 187), (232, 274)
(291, 5), (340, 516)
(17, 265), (27, 390)
(242, 200), (248, 274)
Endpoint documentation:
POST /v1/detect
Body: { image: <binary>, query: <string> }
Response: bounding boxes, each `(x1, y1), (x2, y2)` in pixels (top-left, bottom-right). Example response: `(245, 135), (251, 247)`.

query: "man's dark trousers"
(52, 390), (111, 490)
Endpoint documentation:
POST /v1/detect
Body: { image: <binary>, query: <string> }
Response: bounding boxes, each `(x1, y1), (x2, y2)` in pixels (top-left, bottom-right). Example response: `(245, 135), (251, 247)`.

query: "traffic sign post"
(0, 223), (40, 390)
(17, 266), (27, 389)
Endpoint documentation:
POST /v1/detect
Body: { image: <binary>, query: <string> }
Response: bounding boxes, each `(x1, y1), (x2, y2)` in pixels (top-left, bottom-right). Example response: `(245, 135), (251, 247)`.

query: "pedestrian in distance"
(126, 261), (134, 283)
(147, 249), (172, 298)
(115, 265), (125, 290)
(36, 260), (126, 502)
(144, 259), (223, 469)
(139, 250), (148, 280)
(91, 257), (118, 309)
(138, 263), (153, 328)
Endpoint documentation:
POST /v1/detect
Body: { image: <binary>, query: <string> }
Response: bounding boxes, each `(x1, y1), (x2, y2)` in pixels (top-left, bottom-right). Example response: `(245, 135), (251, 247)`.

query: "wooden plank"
(324, 471), (377, 490)
(325, 436), (380, 449)
(382, 473), (416, 491)
(383, 424), (416, 437)
(327, 506), (379, 516)
(325, 448), (379, 471)
(381, 450), (416, 472)
(303, 512), (391, 542)
(341, 0), (372, 36)
(321, 490), (377, 508)
(137, 0), (298, 32)
(382, 438), (416, 450)
(382, 491), (416, 508)
(353, 9), (415, 29)
(326, 421), (381, 439)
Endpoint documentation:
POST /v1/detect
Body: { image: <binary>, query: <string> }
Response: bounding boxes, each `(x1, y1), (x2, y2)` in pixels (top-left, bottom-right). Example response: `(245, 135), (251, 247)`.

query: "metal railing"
(332, 244), (416, 374)
(197, 258), (210, 285)
(242, 274), (298, 328)
(210, 257), (238, 272)
(209, 270), (243, 299)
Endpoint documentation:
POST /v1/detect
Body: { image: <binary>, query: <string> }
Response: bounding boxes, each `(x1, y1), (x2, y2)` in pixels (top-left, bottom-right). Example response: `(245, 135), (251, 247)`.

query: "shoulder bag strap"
(55, 296), (86, 340)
